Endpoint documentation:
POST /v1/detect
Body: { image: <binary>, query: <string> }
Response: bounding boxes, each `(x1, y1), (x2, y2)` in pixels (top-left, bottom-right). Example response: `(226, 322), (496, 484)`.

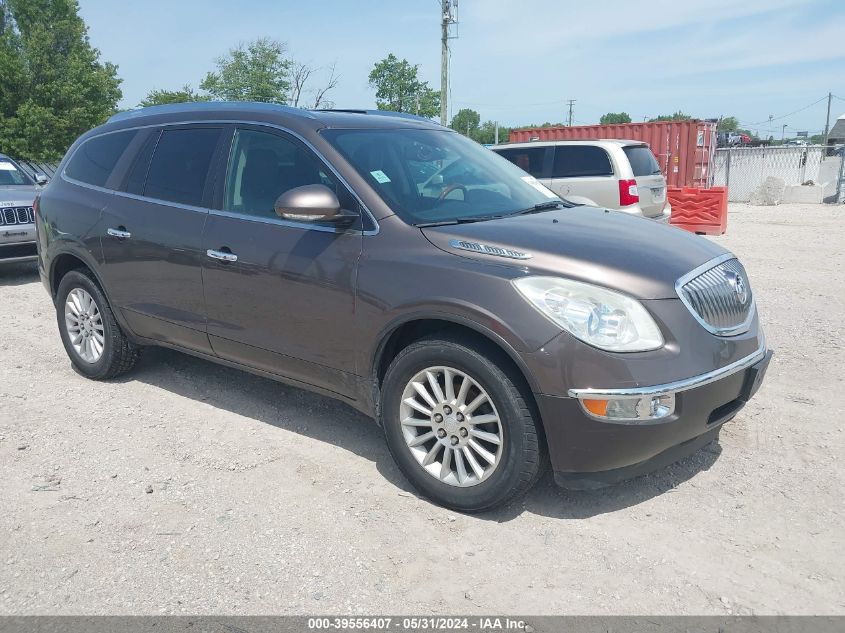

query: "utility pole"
(494, 121), (499, 144)
(566, 99), (576, 127)
(782, 124), (788, 141)
(440, 1), (458, 126)
(823, 91), (832, 146)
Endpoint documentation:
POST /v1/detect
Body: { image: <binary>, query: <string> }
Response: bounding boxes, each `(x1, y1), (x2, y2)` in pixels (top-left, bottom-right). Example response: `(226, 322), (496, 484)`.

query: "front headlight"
(513, 276), (664, 352)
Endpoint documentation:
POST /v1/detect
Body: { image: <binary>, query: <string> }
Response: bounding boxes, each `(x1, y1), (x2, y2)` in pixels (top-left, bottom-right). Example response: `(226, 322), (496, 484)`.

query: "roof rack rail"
(107, 101), (317, 124)
(313, 109), (441, 125)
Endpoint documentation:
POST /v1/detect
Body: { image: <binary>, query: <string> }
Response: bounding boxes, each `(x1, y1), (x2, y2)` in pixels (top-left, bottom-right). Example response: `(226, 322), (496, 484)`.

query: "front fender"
(369, 308), (544, 395)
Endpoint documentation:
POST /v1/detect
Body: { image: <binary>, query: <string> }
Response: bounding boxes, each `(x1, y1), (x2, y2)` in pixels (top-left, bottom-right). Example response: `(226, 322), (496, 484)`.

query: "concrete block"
(782, 184), (825, 204)
(817, 157), (841, 197)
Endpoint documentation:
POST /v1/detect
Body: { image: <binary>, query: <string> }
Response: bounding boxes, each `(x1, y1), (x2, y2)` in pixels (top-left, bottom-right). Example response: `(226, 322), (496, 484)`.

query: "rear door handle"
(206, 249), (238, 263)
(107, 227), (131, 239)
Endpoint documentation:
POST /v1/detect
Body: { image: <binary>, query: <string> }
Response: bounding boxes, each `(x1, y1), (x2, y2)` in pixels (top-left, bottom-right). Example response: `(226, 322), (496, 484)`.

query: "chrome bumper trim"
(567, 345), (768, 399)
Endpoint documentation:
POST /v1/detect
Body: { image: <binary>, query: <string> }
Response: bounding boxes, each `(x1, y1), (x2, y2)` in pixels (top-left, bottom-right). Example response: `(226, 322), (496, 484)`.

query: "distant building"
(829, 113), (845, 145)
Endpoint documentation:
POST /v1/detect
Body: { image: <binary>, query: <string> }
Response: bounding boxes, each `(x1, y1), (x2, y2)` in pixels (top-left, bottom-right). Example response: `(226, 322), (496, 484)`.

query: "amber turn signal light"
(583, 399), (609, 416)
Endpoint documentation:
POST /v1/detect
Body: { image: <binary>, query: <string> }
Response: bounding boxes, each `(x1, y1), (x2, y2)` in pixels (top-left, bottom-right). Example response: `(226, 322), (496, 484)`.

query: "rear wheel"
(56, 269), (140, 380)
(381, 336), (545, 512)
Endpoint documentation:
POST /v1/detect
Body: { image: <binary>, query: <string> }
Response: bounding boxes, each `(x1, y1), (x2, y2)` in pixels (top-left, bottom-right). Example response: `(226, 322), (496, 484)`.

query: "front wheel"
(380, 336), (546, 512)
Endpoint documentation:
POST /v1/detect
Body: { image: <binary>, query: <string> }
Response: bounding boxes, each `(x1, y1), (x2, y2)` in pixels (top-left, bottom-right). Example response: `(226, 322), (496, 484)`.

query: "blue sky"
(78, 0), (845, 137)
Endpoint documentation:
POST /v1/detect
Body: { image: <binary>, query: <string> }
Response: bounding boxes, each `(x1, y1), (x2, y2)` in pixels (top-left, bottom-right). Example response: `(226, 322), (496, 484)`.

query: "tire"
(56, 268), (140, 380)
(380, 335), (547, 512)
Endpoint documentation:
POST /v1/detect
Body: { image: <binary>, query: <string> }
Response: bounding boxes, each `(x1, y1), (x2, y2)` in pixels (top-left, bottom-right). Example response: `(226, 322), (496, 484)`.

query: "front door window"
(224, 129), (342, 221)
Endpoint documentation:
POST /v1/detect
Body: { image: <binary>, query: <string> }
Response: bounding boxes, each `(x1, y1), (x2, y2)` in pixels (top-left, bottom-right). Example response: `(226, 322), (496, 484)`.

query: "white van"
(492, 139), (671, 222)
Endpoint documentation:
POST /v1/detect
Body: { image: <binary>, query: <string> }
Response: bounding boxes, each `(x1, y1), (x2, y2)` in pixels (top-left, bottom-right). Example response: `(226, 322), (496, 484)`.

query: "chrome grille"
(678, 257), (754, 335)
(1, 206), (34, 226)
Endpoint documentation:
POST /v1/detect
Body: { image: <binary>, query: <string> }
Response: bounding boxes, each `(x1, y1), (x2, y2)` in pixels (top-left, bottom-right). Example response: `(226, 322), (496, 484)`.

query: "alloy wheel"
(64, 288), (105, 363)
(399, 366), (504, 487)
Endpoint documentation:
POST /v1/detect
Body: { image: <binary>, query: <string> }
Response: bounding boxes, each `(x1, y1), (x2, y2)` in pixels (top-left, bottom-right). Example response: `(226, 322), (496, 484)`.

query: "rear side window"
(551, 146), (613, 178)
(623, 145), (662, 177)
(65, 130), (137, 187)
(144, 127), (221, 206)
(494, 147), (546, 177)
(123, 130), (160, 195)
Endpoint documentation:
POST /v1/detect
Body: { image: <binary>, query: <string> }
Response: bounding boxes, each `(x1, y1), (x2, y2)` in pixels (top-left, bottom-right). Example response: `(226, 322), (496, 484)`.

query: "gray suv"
(1, 154), (46, 263)
(36, 103), (770, 511)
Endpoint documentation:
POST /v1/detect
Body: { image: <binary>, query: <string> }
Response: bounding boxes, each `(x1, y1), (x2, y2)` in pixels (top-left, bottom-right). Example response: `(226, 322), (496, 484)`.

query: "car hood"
(0, 185), (39, 205)
(421, 206), (729, 299)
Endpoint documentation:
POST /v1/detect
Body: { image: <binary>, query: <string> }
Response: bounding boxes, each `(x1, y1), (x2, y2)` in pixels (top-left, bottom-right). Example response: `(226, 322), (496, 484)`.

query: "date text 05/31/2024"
(307, 617), (532, 631)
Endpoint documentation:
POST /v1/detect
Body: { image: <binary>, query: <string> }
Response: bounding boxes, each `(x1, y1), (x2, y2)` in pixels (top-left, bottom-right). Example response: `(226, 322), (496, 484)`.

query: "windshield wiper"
(509, 200), (567, 216)
(415, 215), (504, 228)
(416, 201), (570, 227)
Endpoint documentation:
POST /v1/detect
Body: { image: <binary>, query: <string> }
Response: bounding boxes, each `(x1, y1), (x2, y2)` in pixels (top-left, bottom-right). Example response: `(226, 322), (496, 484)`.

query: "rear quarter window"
(493, 147), (546, 178)
(623, 145), (662, 177)
(551, 146), (613, 178)
(65, 130), (137, 188)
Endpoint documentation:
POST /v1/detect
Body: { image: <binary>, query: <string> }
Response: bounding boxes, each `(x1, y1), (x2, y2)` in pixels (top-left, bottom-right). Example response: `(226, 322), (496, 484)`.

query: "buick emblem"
(725, 271), (748, 305)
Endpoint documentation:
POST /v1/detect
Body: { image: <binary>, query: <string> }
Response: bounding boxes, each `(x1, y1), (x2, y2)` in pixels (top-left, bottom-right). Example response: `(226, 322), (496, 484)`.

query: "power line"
(747, 96), (828, 126)
(450, 97), (567, 109)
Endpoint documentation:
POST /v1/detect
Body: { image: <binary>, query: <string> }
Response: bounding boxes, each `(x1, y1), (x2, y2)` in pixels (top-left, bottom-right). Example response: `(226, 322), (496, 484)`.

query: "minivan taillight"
(618, 179), (639, 206)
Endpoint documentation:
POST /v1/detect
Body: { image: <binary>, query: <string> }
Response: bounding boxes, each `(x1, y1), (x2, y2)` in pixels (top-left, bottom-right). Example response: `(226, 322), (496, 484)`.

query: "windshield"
(321, 128), (562, 224)
(0, 159), (34, 186)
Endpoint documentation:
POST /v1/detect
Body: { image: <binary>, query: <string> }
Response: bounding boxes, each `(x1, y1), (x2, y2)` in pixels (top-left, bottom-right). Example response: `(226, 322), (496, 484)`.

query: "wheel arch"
(49, 250), (104, 299)
(371, 314), (543, 420)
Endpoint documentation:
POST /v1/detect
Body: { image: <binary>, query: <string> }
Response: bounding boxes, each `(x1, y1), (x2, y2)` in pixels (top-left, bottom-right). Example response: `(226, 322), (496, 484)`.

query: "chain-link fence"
(711, 145), (843, 202)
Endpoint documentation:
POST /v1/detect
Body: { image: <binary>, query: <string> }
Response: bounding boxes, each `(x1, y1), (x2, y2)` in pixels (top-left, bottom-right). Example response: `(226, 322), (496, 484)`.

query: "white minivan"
(492, 139), (671, 222)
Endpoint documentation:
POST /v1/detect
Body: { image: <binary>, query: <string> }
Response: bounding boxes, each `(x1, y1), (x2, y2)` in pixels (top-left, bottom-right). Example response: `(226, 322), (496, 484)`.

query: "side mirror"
(35, 174), (48, 186)
(274, 184), (347, 223)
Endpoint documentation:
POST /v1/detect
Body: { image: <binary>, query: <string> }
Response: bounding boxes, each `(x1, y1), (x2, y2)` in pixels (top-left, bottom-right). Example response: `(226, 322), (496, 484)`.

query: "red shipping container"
(508, 120), (717, 189)
(667, 186), (728, 235)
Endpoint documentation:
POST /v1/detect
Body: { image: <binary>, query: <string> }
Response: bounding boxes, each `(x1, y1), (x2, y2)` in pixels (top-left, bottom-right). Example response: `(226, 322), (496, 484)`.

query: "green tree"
(139, 84), (208, 108)
(450, 108), (480, 137)
(476, 120), (510, 145)
(599, 112), (632, 124)
(368, 53), (439, 118)
(718, 116), (739, 131)
(649, 111), (693, 122)
(201, 38), (292, 103)
(0, 0), (122, 160)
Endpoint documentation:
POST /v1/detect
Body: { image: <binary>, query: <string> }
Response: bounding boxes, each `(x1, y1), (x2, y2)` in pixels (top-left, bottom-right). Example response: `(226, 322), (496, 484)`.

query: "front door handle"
(107, 227), (131, 239)
(206, 249), (238, 263)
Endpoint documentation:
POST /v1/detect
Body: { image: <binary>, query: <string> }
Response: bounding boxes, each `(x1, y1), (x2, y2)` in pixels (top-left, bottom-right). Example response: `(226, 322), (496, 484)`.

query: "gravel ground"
(0, 202), (843, 615)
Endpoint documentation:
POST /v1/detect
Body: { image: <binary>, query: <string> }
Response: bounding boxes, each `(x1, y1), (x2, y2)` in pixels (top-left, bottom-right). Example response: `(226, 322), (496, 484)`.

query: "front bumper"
(536, 347), (772, 486)
(1, 223), (37, 263)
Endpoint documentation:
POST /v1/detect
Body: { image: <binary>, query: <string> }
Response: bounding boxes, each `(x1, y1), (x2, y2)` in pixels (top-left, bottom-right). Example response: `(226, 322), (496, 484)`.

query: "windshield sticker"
(0, 161), (17, 171)
(370, 170), (391, 184)
(521, 175), (557, 199)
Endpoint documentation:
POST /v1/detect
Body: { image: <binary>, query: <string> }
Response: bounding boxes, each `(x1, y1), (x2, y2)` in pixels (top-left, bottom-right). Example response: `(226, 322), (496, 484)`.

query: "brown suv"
(36, 103), (771, 511)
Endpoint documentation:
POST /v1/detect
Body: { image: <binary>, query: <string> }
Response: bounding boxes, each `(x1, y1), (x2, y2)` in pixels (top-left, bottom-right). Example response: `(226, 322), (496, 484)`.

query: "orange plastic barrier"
(668, 186), (728, 235)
